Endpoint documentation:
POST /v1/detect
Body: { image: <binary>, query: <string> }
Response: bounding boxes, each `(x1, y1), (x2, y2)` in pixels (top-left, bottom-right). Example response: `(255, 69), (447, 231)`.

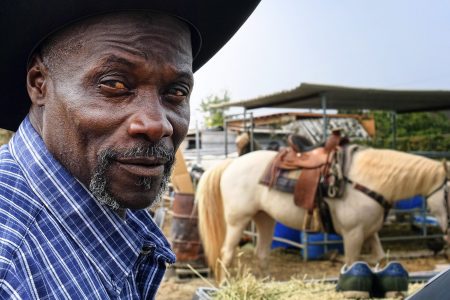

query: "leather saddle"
(268, 130), (343, 211)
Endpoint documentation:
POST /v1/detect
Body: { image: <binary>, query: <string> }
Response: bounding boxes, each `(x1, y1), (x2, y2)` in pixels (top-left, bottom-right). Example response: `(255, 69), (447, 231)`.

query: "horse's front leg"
(342, 227), (365, 265)
(365, 233), (385, 264)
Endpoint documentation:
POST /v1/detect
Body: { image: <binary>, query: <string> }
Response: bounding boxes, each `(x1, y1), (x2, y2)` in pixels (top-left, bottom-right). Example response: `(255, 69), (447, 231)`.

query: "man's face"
(38, 13), (192, 210)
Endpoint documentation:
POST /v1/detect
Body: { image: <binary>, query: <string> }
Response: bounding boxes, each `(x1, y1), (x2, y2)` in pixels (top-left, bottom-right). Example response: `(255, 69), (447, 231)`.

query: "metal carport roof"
(217, 83), (450, 112)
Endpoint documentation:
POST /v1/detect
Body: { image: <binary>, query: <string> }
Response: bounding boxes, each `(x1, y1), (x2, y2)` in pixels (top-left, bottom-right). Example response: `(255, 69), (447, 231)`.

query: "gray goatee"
(89, 144), (174, 210)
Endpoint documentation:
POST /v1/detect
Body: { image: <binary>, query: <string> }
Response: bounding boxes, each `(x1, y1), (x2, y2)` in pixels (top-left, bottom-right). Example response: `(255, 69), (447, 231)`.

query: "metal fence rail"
(244, 204), (445, 261)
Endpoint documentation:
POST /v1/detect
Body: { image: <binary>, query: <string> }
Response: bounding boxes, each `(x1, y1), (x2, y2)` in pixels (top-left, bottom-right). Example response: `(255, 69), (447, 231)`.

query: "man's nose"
(127, 101), (173, 142)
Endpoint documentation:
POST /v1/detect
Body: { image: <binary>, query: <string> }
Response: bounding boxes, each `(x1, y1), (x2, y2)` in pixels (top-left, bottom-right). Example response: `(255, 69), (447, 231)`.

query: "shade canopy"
(218, 83), (450, 112)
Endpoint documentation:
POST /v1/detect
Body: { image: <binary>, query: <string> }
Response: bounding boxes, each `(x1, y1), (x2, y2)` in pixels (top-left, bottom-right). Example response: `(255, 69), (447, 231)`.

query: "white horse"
(197, 146), (449, 276)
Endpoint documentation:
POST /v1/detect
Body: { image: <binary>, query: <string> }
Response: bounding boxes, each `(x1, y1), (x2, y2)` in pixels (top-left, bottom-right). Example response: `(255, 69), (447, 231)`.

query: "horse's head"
(235, 132), (262, 156)
(235, 132), (250, 156)
(427, 180), (450, 242)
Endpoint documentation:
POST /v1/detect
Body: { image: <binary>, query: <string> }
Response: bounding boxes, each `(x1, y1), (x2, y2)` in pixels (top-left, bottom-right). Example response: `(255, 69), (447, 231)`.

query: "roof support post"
(224, 117), (228, 157)
(195, 118), (201, 164)
(391, 111), (397, 149)
(321, 93), (328, 140)
(241, 108), (247, 154)
(243, 108), (247, 131)
(249, 112), (254, 152)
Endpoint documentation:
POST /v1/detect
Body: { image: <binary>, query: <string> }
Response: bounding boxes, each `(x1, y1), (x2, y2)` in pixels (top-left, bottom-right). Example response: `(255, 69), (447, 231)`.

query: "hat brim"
(0, 0), (260, 131)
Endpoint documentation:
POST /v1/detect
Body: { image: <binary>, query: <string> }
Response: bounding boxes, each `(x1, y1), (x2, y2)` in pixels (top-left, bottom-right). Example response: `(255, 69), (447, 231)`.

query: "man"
(0, 1), (259, 298)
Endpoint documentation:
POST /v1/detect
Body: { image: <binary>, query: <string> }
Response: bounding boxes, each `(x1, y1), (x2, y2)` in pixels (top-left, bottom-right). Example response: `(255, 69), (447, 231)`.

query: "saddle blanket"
(259, 153), (322, 212)
(260, 165), (336, 233)
(259, 165), (301, 194)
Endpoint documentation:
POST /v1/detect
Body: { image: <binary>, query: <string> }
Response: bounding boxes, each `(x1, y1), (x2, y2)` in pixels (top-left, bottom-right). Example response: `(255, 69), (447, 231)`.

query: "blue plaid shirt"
(0, 117), (175, 299)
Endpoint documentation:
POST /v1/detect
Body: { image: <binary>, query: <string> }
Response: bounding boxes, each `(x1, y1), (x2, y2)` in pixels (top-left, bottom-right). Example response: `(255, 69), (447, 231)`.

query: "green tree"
(372, 111), (449, 138)
(370, 111), (450, 151)
(339, 109), (450, 151)
(199, 91), (230, 128)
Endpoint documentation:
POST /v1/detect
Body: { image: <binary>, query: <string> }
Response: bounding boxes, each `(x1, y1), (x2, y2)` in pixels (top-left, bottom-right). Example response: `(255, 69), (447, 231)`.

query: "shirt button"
(141, 245), (155, 255)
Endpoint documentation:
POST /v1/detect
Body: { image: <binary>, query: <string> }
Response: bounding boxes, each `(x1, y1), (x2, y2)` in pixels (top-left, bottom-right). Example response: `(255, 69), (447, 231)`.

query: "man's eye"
(168, 87), (187, 97)
(164, 86), (189, 104)
(100, 80), (128, 90)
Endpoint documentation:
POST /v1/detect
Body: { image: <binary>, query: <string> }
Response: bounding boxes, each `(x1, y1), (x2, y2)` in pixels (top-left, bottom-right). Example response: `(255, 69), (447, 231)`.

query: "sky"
(189, 0), (450, 124)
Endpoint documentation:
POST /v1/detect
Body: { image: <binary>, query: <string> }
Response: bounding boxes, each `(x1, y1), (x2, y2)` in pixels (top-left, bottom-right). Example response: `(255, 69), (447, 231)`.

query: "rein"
(444, 182), (449, 218)
(445, 183), (449, 237)
(426, 180), (448, 199)
(425, 160), (449, 235)
(345, 162), (449, 217)
(344, 177), (392, 218)
(425, 160), (450, 235)
(425, 179), (449, 237)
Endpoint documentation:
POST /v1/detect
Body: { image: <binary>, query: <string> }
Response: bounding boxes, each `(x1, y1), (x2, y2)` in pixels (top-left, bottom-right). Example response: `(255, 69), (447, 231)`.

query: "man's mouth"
(114, 157), (166, 177)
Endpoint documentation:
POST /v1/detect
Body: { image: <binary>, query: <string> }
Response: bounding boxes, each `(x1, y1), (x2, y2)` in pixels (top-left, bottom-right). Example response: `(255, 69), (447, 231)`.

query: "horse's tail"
(197, 159), (233, 274)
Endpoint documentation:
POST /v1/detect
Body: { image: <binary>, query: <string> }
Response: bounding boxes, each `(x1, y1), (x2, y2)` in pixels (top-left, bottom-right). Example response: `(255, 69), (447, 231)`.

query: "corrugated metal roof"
(217, 83), (450, 112)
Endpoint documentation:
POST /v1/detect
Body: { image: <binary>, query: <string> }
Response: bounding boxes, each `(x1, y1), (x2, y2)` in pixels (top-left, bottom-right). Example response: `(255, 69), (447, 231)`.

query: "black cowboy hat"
(0, 0), (260, 131)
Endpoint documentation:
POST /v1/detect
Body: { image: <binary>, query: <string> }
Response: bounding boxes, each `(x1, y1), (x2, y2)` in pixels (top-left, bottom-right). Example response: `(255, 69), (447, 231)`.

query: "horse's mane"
(348, 148), (446, 201)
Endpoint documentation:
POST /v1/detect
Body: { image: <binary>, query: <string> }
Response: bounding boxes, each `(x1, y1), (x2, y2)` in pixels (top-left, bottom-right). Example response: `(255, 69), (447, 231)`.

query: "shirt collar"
(9, 117), (175, 293)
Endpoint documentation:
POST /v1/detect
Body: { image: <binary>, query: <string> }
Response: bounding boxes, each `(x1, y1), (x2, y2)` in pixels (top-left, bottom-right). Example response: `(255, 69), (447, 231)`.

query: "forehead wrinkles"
(94, 14), (190, 48)
(92, 27), (192, 65)
(43, 12), (192, 72)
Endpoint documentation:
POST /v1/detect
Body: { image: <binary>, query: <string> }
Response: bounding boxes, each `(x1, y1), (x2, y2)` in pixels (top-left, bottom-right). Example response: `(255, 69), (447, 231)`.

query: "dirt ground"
(156, 203), (447, 299)
(156, 243), (449, 300)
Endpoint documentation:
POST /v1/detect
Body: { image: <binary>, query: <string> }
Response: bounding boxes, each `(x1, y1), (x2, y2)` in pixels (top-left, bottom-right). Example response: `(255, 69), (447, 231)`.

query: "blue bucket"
(300, 232), (344, 260)
(413, 215), (439, 227)
(271, 222), (301, 249)
(394, 195), (424, 210)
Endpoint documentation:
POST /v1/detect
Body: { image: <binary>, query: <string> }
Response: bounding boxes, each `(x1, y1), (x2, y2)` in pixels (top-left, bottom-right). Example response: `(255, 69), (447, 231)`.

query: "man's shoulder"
(0, 143), (39, 208)
(0, 143), (24, 179)
(0, 190), (44, 291)
(0, 192), (44, 257)
(0, 143), (44, 262)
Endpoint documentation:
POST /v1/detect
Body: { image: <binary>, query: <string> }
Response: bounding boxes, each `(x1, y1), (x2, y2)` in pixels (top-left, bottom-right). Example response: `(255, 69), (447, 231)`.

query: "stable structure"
(217, 83), (450, 145)
(218, 82), (450, 155)
(216, 83), (450, 259)
(217, 83), (450, 112)
(225, 111), (374, 146)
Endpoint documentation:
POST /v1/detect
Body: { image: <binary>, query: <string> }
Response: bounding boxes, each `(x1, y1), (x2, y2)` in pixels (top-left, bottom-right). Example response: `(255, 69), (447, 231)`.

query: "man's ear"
(26, 54), (49, 106)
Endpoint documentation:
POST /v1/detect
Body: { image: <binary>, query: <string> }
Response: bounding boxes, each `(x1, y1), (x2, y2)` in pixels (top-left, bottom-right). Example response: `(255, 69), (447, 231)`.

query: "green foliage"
(367, 134), (450, 152)
(373, 111), (449, 139)
(200, 91), (230, 128)
(362, 111), (450, 152)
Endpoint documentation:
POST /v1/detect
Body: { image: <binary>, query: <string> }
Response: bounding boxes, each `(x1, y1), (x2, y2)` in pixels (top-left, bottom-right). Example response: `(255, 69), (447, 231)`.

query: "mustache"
(99, 142), (175, 165)
(89, 142), (174, 210)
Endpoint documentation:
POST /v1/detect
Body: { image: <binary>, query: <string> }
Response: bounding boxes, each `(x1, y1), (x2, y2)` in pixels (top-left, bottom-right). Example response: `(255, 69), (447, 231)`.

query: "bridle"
(440, 181), (450, 237)
(426, 162), (450, 236)
(441, 181), (449, 236)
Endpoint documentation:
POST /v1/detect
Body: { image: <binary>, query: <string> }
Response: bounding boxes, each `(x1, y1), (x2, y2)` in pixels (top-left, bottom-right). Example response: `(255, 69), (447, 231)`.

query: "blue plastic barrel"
(300, 232), (344, 260)
(271, 222), (301, 249)
(413, 215), (439, 227)
(271, 222), (345, 260)
(394, 195), (424, 210)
